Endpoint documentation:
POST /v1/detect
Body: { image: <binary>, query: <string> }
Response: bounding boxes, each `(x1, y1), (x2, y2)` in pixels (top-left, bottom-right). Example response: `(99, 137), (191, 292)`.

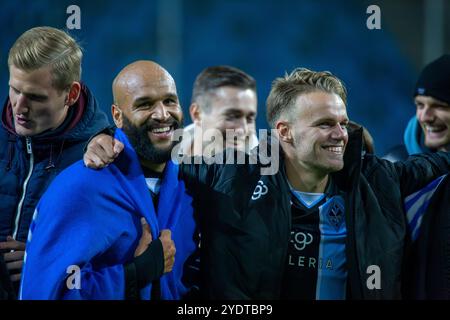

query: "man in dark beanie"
(384, 54), (450, 161)
(384, 55), (450, 299)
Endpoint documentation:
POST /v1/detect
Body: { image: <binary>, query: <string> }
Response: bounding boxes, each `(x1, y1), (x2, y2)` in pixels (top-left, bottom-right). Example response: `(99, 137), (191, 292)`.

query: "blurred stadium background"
(1, 0), (449, 155)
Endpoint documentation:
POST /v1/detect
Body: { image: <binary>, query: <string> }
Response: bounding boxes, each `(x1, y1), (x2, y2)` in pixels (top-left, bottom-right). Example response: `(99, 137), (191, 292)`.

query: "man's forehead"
(133, 79), (175, 94)
(119, 73), (177, 102)
(133, 83), (177, 100)
(9, 64), (54, 92)
(211, 86), (255, 99)
(125, 70), (175, 90)
(209, 87), (257, 112)
(295, 92), (348, 119)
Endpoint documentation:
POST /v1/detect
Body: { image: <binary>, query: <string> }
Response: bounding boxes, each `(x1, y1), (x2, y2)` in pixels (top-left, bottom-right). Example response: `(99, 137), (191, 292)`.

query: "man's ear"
(66, 82), (81, 107)
(189, 103), (202, 125)
(111, 104), (123, 128)
(276, 120), (293, 143)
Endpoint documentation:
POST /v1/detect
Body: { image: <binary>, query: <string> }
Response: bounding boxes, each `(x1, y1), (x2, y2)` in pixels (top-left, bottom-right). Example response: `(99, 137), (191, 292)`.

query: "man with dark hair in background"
(180, 65), (259, 156)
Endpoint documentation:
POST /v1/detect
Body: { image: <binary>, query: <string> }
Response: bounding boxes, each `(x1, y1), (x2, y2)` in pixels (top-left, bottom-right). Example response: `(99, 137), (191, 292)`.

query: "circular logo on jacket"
(252, 180), (268, 200)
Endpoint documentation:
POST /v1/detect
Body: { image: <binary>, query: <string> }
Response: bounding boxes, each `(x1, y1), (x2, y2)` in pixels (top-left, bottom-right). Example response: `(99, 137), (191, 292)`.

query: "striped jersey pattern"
(281, 180), (347, 299)
(405, 174), (447, 241)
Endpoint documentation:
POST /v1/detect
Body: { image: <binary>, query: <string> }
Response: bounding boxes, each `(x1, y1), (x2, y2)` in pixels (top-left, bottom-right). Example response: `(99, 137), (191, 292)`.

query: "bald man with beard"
(19, 61), (199, 300)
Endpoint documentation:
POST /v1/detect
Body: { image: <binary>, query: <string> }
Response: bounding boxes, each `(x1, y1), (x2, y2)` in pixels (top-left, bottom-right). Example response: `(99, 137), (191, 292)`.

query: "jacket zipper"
(12, 137), (34, 240)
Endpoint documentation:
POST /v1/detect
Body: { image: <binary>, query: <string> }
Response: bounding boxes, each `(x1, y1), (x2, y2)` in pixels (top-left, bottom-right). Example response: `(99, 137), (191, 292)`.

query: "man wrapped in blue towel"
(20, 61), (199, 300)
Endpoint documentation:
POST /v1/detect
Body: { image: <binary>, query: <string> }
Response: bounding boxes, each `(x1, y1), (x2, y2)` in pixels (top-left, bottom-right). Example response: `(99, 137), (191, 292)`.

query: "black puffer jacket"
(180, 128), (450, 299)
(0, 84), (109, 243)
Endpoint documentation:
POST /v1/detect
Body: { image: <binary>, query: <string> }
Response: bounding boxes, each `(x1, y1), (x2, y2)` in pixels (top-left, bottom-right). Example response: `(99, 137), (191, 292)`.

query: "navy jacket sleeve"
(390, 151), (450, 197)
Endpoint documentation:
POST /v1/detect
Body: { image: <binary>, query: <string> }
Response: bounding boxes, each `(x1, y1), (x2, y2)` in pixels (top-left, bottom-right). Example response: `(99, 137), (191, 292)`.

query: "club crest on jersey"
(327, 196), (345, 230)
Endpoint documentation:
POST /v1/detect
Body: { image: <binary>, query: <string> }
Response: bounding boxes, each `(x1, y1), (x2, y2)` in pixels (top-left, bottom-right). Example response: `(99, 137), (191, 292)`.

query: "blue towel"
(20, 128), (198, 300)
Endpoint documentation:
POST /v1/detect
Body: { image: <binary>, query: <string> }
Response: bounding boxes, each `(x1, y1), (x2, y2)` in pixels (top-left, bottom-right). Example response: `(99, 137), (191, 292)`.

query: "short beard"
(121, 115), (182, 164)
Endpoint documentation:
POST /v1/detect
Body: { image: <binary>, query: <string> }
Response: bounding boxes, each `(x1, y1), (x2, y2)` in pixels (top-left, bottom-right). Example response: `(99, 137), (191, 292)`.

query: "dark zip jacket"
(0, 84), (109, 243)
(179, 128), (450, 299)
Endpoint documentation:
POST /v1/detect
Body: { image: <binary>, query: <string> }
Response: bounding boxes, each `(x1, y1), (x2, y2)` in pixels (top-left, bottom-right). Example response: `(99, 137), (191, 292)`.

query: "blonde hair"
(8, 26), (82, 91)
(266, 68), (347, 127)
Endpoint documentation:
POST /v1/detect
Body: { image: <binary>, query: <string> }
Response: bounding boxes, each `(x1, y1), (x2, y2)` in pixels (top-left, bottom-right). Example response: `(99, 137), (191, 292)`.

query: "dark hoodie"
(0, 84), (109, 244)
